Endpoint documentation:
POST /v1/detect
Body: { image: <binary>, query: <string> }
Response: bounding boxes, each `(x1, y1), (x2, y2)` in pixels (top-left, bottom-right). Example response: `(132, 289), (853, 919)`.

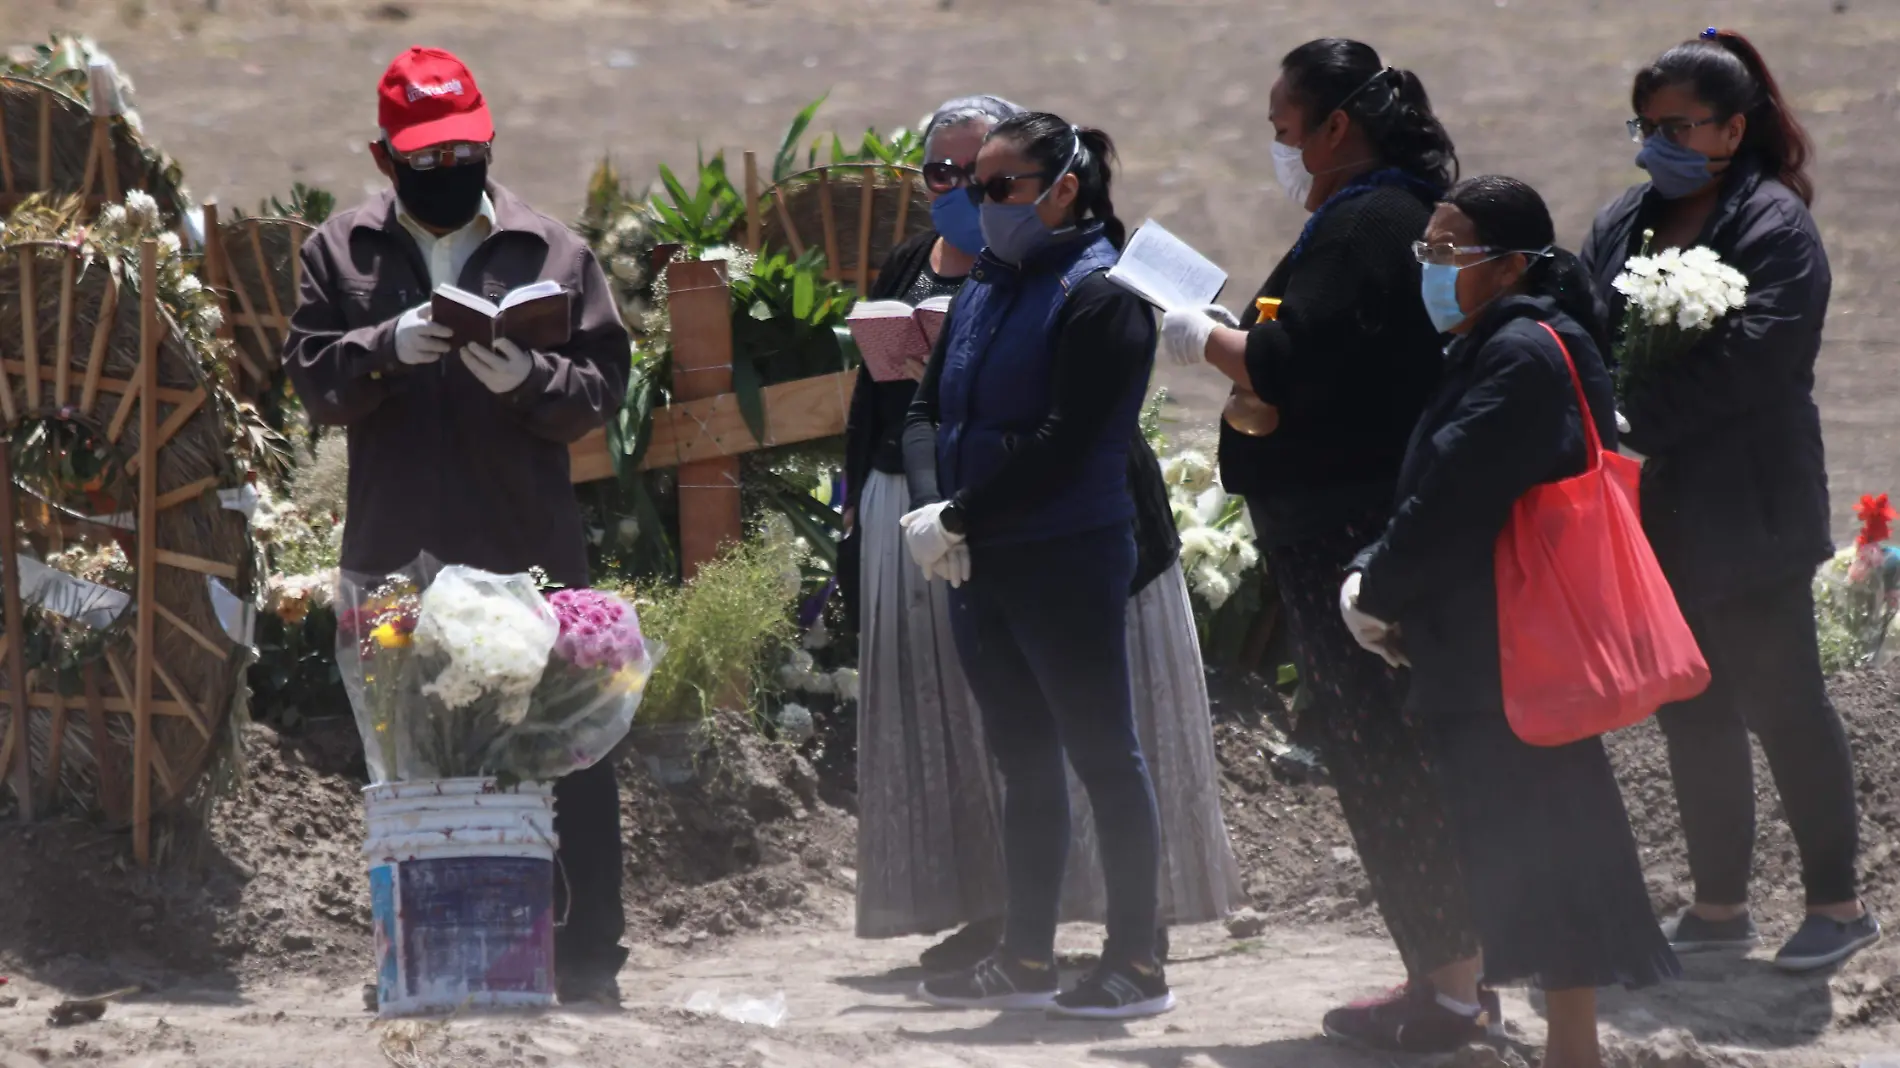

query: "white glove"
(462, 338), (534, 394)
(394, 303), (452, 366)
(931, 544), (972, 588)
(1158, 305), (1236, 367)
(1615, 409), (1631, 435)
(1340, 571), (1408, 669)
(899, 502), (963, 574)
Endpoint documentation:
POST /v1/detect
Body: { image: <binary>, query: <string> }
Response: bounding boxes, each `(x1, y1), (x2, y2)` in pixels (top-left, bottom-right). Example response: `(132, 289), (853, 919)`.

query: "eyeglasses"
(387, 140), (493, 171)
(923, 159), (975, 195)
(962, 126), (1083, 205)
(1626, 116), (1720, 145)
(1412, 242), (1554, 267)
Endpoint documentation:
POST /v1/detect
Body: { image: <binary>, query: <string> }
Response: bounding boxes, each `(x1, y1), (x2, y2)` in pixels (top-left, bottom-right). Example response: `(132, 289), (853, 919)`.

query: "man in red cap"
(284, 46), (632, 1006)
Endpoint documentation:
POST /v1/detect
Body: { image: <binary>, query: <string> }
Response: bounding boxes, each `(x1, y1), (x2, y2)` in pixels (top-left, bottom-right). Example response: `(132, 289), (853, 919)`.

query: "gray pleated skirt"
(854, 470), (1245, 939)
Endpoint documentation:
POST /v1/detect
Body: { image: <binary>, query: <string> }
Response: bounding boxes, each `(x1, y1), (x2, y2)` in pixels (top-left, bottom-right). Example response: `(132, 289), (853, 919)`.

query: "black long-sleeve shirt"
(842, 232), (950, 515)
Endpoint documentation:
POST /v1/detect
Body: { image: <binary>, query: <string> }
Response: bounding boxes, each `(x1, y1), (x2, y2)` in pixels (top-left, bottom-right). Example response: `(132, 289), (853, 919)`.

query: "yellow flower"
(371, 622), (412, 649)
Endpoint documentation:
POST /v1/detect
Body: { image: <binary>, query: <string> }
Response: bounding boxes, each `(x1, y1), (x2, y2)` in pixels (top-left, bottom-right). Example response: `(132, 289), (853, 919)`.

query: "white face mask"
(1271, 141), (1311, 206)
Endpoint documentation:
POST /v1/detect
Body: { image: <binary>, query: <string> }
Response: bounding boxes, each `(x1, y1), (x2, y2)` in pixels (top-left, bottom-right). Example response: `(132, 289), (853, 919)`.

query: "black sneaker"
(1774, 908), (1882, 973)
(1661, 908), (1759, 953)
(1049, 962), (1175, 1020)
(919, 954), (1058, 1011)
(1321, 982), (1488, 1053)
(1155, 927), (1171, 965)
(920, 917), (1004, 975)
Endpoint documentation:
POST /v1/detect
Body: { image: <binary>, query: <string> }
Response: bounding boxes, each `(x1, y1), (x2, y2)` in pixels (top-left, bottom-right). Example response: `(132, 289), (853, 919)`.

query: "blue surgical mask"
(1420, 263), (1468, 334)
(930, 191), (989, 256)
(1636, 134), (1723, 199)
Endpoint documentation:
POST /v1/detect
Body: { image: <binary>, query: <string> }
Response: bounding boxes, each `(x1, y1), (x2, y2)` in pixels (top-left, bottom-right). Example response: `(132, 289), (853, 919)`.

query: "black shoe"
(1661, 908), (1759, 953)
(1049, 962), (1175, 1020)
(1321, 982), (1487, 1054)
(920, 917), (1005, 975)
(556, 970), (624, 1008)
(919, 954), (1058, 1011)
(1155, 927), (1170, 965)
(1775, 908), (1882, 972)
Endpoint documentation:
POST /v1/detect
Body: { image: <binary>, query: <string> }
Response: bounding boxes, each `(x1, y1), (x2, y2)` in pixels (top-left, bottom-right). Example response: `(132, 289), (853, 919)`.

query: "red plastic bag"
(1494, 322), (1710, 746)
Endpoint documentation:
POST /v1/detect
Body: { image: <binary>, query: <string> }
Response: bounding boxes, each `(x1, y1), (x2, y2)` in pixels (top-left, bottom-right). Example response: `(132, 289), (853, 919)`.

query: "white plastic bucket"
(363, 778), (559, 1018)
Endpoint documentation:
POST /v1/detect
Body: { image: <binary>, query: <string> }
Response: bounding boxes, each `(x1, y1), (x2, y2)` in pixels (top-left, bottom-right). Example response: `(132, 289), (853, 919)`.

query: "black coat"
(1354, 297), (1619, 720)
(1579, 159), (1833, 610)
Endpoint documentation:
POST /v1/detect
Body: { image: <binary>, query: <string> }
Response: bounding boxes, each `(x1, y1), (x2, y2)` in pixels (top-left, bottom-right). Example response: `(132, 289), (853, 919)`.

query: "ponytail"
(1633, 28), (1815, 205)
(1281, 39), (1460, 190)
(988, 113), (1129, 249)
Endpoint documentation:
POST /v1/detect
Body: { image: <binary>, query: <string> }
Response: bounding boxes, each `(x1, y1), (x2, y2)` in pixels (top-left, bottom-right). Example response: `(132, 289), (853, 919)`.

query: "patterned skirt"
(854, 471), (1245, 937)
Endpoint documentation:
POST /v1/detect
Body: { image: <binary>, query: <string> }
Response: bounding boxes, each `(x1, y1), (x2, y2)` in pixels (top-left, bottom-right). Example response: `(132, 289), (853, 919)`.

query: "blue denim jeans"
(947, 525), (1160, 966)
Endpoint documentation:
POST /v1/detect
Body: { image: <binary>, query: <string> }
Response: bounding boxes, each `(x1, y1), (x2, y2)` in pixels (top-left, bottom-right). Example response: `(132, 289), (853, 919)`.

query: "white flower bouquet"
(1163, 451), (1259, 613)
(1611, 231), (1749, 396)
(336, 556), (560, 782)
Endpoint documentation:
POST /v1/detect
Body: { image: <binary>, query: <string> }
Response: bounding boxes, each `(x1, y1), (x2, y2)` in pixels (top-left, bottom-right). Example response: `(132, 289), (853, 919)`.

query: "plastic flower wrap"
(486, 587), (655, 782)
(1611, 231), (1749, 397)
(1814, 493), (1900, 675)
(335, 565), (426, 784)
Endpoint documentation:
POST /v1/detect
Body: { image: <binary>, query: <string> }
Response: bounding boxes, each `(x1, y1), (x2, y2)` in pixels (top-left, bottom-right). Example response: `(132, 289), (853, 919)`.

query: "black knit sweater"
(1218, 183), (1445, 548)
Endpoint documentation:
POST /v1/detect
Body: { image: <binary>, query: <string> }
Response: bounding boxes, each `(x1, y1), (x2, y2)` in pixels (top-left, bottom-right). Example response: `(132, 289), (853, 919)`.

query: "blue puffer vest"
(935, 224), (1145, 546)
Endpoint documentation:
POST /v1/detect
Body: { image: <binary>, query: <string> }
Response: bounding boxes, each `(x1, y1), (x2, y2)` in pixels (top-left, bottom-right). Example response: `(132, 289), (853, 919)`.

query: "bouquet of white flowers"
(1611, 230), (1749, 396)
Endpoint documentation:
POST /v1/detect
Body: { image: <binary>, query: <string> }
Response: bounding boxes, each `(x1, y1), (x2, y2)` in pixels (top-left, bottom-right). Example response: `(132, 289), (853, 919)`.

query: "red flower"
(1856, 493), (1896, 547)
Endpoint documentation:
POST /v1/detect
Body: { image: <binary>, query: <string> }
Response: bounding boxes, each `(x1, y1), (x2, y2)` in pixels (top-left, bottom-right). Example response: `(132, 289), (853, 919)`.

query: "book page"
(433, 284), (500, 318)
(1106, 219), (1227, 314)
(498, 279), (566, 311)
(845, 300), (918, 321)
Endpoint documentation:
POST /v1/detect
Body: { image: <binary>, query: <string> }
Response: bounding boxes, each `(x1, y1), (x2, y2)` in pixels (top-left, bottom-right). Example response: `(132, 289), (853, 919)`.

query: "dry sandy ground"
(3, 0), (1900, 535)
(4, 900), (1900, 1068)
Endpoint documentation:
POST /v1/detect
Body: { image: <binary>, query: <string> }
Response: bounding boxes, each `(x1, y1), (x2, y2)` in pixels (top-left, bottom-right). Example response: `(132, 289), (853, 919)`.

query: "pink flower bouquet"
(487, 588), (656, 781)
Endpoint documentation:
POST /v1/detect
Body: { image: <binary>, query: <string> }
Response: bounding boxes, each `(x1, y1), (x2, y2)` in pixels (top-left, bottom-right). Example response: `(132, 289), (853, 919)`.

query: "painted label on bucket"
(370, 865), (400, 1003)
(400, 856), (554, 1000)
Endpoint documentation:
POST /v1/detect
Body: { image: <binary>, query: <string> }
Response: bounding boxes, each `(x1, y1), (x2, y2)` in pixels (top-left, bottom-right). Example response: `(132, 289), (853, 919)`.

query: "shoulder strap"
(1535, 320), (1603, 470)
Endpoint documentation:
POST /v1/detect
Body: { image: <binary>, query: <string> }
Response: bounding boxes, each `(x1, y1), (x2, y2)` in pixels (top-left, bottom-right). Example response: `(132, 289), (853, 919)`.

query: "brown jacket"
(284, 183), (629, 587)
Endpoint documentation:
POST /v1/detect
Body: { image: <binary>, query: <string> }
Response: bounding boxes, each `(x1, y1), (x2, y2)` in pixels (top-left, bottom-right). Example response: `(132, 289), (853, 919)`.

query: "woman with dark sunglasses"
(849, 97), (1242, 986)
(1154, 39), (1492, 1053)
(1580, 28), (1876, 972)
(897, 112), (1177, 1020)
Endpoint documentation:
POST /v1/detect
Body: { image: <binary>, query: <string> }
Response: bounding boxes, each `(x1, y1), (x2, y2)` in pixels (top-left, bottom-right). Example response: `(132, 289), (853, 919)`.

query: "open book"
(431, 280), (573, 352)
(846, 295), (953, 382)
(1106, 219), (1227, 314)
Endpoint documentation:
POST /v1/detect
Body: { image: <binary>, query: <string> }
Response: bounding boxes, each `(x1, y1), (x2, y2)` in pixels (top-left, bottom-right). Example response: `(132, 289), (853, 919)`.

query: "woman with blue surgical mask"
(850, 101), (1241, 1005)
(1155, 38), (1490, 1054)
(1580, 28), (1874, 973)
(1350, 175), (1677, 1068)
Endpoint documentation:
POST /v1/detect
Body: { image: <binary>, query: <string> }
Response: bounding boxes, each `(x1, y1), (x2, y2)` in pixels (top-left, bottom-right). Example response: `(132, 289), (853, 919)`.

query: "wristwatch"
(940, 500), (967, 537)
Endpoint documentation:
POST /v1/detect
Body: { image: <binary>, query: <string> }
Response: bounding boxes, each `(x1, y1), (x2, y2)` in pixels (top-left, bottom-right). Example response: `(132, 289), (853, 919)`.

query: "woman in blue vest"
(900, 112), (1171, 1020)
(1158, 40), (1486, 1051)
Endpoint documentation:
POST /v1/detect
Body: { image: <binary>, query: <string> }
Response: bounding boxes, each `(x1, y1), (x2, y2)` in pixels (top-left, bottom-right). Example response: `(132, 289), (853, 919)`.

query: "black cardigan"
(1578, 158), (1833, 609)
(1218, 183), (1445, 548)
(1354, 296), (1619, 720)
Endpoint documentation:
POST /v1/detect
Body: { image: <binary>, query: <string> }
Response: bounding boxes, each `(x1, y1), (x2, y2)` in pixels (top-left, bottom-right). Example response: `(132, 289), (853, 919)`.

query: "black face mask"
(391, 156), (489, 231)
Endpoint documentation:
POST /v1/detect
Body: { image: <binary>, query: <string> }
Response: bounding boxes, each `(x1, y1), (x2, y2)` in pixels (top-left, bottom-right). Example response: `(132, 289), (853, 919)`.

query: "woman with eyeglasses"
(1349, 175), (1678, 1068)
(898, 111), (1178, 1020)
(1155, 39), (1486, 1052)
(1580, 28), (1875, 972)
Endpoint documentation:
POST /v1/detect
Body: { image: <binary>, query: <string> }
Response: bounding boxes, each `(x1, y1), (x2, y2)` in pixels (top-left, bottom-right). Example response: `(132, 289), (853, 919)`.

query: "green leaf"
(774, 93), (830, 183)
(792, 270), (814, 320)
(768, 489), (841, 567)
(1276, 662), (1300, 687)
(731, 355), (768, 445)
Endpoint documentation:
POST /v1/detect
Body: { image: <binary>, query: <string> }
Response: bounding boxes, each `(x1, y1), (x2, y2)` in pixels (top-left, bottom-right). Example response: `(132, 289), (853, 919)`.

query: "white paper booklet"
(1107, 219), (1227, 313)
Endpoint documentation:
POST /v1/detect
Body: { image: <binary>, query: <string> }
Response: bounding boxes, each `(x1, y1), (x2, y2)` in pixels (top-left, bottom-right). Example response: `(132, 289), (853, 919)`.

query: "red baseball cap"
(377, 47), (494, 153)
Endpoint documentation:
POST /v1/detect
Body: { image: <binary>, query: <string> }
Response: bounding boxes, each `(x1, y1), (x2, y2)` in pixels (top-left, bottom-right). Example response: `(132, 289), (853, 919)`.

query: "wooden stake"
(105, 368), (139, 444)
(81, 663), (127, 824)
(126, 387), (207, 474)
(0, 444), (32, 821)
(855, 166), (875, 293)
(221, 256), (273, 387)
(155, 601), (225, 659)
(772, 183), (806, 258)
(79, 268), (117, 415)
(154, 476), (218, 511)
(667, 260), (741, 580)
(744, 151), (762, 252)
(149, 652), (210, 741)
(817, 169), (841, 283)
(247, 220), (287, 348)
(156, 548), (239, 581)
(55, 251), (75, 407)
(132, 239), (158, 866)
(20, 253), (40, 410)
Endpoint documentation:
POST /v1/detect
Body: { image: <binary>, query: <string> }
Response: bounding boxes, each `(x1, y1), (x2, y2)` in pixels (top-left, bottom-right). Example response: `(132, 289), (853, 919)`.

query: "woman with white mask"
(1155, 39), (1490, 1054)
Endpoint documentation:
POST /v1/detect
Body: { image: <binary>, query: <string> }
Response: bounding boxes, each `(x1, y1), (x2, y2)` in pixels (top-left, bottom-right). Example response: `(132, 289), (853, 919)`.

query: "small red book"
(846, 296), (953, 382)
